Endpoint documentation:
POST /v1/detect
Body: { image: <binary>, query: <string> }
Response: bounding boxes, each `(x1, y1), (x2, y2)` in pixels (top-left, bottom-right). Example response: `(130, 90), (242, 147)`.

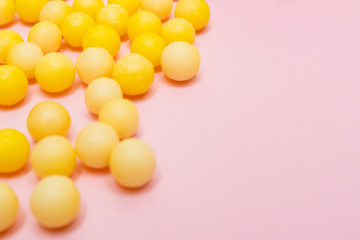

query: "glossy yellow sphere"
(110, 138), (156, 188)
(0, 65), (28, 106)
(0, 30), (23, 64)
(85, 77), (123, 114)
(30, 175), (80, 229)
(140, 0), (173, 20)
(0, 129), (30, 173)
(0, 183), (18, 232)
(130, 32), (166, 67)
(39, 1), (72, 27)
(62, 12), (95, 48)
(27, 101), (71, 141)
(161, 41), (200, 81)
(28, 21), (62, 54)
(174, 0), (210, 31)
(35, 52), (75, 93)
(76, 47), (114, 85)
(76, 122), (118, 169)
(161, 18), (195, 44)
(72, 0), (104, 19)
(112, 53), (154, 96)
(108, 0), (139, 15)
(7, 42), (43, 79)
(0, 0), (15, 26)
(99, 98), (139, 139)
(15, 0), (49, 23)
(127, 10), (162, 41)
(95, 4), (129, 37)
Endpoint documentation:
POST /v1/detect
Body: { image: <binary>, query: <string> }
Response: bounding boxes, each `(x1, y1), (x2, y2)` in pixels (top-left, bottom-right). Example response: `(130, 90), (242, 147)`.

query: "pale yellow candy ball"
(130, 32), (166, 67)
(95, 4), (129, 37)
(39, 1), (72, 27)
(27, 101), (71, 141)
(15, 0), (49, 23)
(112, 53), (154, 96)
(0, 0), (15, 26)
(0, 183), (18, 232)
(28, 21), (62, 54)
(62, 12), (95, 48)
(82, 25), (121, 58)
(108, 0), (139, 15)
(35, 52), (75, 93)
(76, 122), (118, 169)
(161, 18), (195, 45)
(110, 138), (156, 188)
(127, 10), (162, 41)
(174, 0), (210, 31)
(7, 42), (44, 79)
(76, 47), (114, 85)
(0, 129), (30, 174)
(161, 41), (200, 81)
(0, 30), (23, 64)
(72, 0), (104, 19)
(140, 0), (173, 20)
(99, 98), (139, 139)
(0, 65), (28, 106)
(30, 175), (80, 229)
(85, 77), (123, 114)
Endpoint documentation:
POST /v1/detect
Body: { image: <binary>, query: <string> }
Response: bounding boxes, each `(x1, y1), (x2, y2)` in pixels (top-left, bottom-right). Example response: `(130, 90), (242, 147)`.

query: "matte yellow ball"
(127, 10), (162, 41)
(99, 98), (139, 139)
(0, 30), (23, 64)
(0, 183), (18, 232)
(76, 122), (119, 169)
(0, 129), (30, 173)
(39, 1), (72, 27)
(0, 65), (28, 106)
(27, 101), (71, 141)
(112, 53), (154, 96)
(140, 0), (173, 20)
(15, 0), (49, 23)
(35, 52), (75, 93)
(62, 12), (95, 48)
(174, 0), (210, 31)
(72, 0), (104, 19)
(28, 21), (62, 54)
(95, 4), (129, 37)
(0, 0), (15, 26)
(161, 18), (195, 44)
(108, 0), (139, 15)
(30, 175), (80, 229)
(110, 138), (156, 188)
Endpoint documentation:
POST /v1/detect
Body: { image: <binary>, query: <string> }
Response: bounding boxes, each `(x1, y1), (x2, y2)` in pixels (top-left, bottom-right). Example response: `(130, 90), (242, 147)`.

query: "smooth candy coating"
(72, 0), (104, 19)
(30, 176), (80, 229)
(161, 18), (195, 45)
(28, 21), (62, 54)
(0, 183), (18, 232)
(0, 30), (23, 64)
(76, 122), (119, 169)
(30, 136), (76, 178)
(95, 4), (129, 37)
(0, 129), (30, 173)
(174, 0), (210, 31)
(27, 101), (71, 141)
(15, 0), (48, 23)
(85, 77), (123, 114)
(62, 12), (95, 48)
(110, 138), (156, 188)
(0, 0), (15, 26)
(35, 52), (75, 93)
(161, 41), (200, 81)
(7, 42), (44, 79)
(140, 0), (173, 20)
(39, 1), (72, 27)
(76, 47), (114, 85)
(0, 65), (28, 106)
(99, 98), (139, 139)
(108, 0), (139, 15)
(127, 10), (162, 41)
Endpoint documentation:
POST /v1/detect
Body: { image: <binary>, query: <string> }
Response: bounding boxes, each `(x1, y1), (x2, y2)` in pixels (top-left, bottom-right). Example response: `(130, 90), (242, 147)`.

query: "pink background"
(2, 0), (360, 239)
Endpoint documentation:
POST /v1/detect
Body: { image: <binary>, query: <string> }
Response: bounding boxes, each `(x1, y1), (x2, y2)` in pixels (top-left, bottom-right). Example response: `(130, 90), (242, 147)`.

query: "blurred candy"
(0, 0), (15, 26)
(0, 65), (28, 106)
(0, 30), (23, 64)
(15, 0), (48, 23)
(0, 183), (18, 232)
(174, 0), (210, 31)
(108, 0), (139, 15)
(39, 1), (72, 27)
(62, 12), (95, 48)
(161, 18), (195, 45)
(95, 4), (129, 37)
(28, 21), (62, 54)
(127, 10), (162, 41)
(72, 0), (104, 19)
(140, 0), (173, 20)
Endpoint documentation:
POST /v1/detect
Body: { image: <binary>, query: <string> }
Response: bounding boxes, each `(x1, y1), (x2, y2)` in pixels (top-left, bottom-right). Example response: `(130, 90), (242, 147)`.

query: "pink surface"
(2, 0), (360, 239)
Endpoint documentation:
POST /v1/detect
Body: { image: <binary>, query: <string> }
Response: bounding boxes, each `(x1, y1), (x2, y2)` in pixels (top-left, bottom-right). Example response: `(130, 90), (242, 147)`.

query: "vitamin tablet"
(95, 4), (129, 37)
(140, 0), (173, 20)
(62, 12), (95, 48)
(76, 122), (118, 169)
(30, 175), (80, 229)
(0, 65), (28, 106)
(161, 18), (195, 45)
(0, 0), (15, 26)
(15, 0), (48, 23)
(0, 30), (23, 64)
(0, 183), (18, 232)
(127, 10), (162, 41)
(174, 0), (210, 31)
(110, 138), (156, 188)
(28, 21), (62, 54)
(72, 0), (104, 19)
(108, 0), (139, 15)
(39, 1), (72, 27)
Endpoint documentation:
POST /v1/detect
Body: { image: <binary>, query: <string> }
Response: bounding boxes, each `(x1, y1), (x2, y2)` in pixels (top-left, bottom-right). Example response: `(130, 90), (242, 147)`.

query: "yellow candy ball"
(28, 21), (62, 54)
(95, 4), (129, 37)
(99, 98), (139, 139)
(161, 18), (195, 45)
(112, 53), (154, 96)
(72, 0), (104, 19)
(130, 32), (166, 67)
(15, 0), (48, 23)
(0, 30), (23, 64)
(62, 12), (95, 48)
(161, 41), (200, 81)
(27, 101), (71, 141)
(35, 52), (75, 93)
(174, 0), (210, 31)
(140, 0), (173, 20)
(0, 0), (15, 26)
(82, 25), (121, 58)
(0, 129), (30, 173)
(76, 122), (118, 169)
(127, 10), (162, 41)
(0, 183), (18, 232)
(30, 175), (80, 229)
(39, 1), (72, 27)
(0, 65), (28, 106)
(85, 77), (123, 114)
(7, 42), (44, 79)
(76, 47), (114, 85)
(110, 138), (156, 188)
(108, 0), (139, 15)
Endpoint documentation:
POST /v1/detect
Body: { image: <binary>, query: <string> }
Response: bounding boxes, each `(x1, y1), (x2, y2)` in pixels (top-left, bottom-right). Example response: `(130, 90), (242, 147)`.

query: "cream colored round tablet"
(0, 183), (18, 232)
(140, 0), (173, 20)
(39, 1), (72, 27)
(28, 21), (62, 54)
